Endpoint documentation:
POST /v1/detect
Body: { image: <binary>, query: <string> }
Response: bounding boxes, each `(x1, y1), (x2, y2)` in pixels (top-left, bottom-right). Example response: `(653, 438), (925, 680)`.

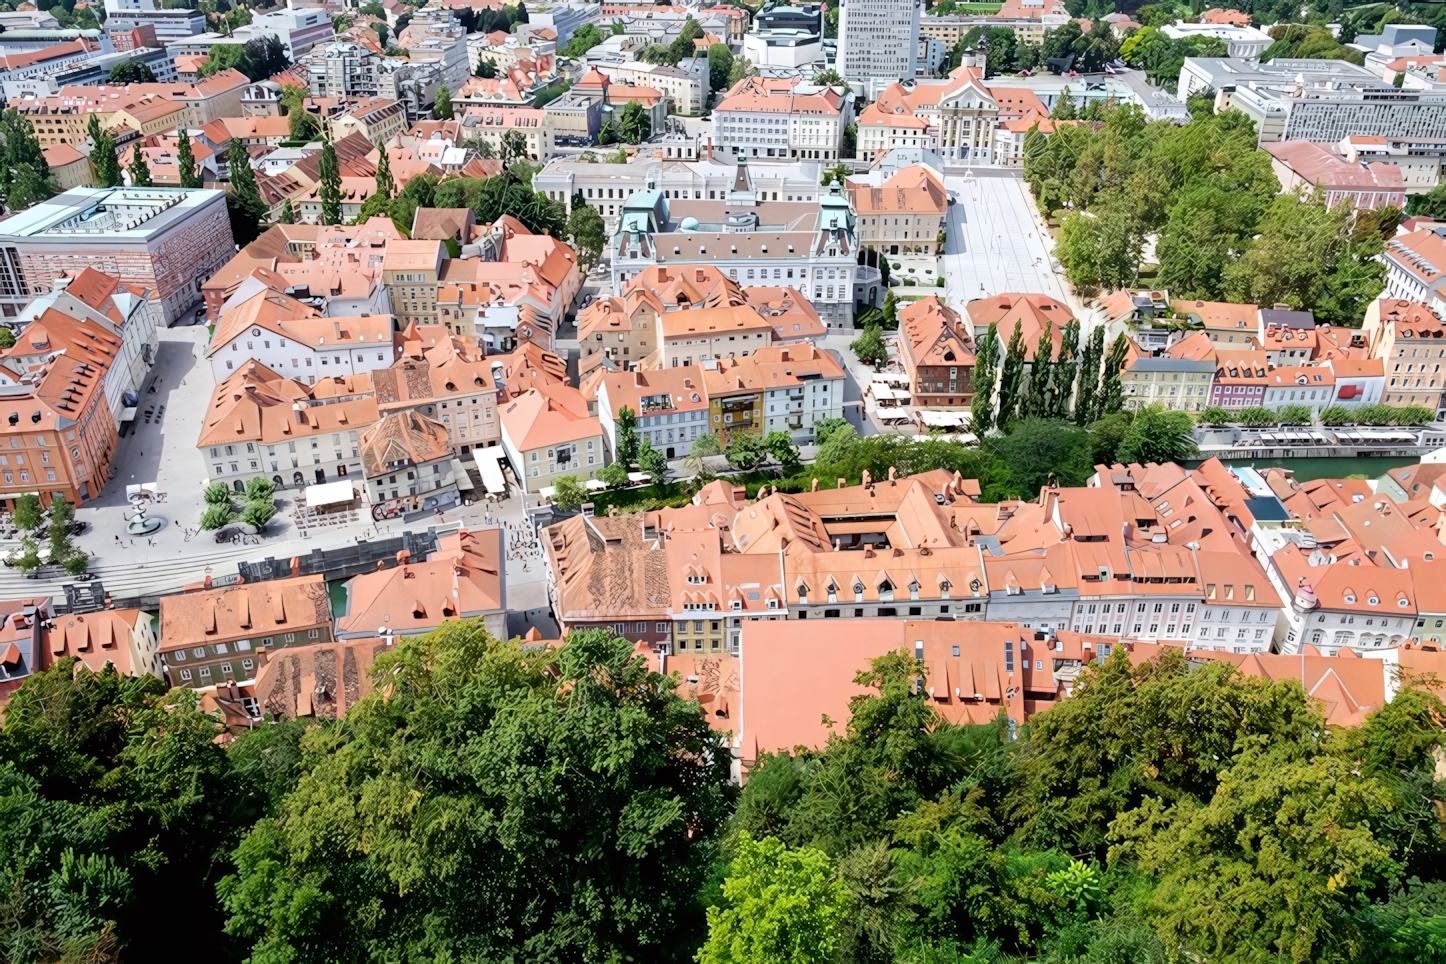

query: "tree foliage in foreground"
(719, 647), (1446, 964)
(0, 661), (304, 963)
(221, 624), (735, 963)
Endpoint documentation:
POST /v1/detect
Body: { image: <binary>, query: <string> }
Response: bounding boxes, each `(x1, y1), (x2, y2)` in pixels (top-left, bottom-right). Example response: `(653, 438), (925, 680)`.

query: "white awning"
(474, 450), (507, 494)
(919, 410), (969, 427)
(627, 471), (651, 483)
(584, 479), (608, 491)
(303, 480), (356, 508)
(450, 459), (475, 490)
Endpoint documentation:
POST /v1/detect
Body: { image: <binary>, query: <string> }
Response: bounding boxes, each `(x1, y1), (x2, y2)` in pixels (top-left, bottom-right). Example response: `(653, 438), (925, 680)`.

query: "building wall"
(661, 326), (771, 367)
(502, 426), (605, 493)
(205, 429), (367, 491)
(0, 399), (116, 510)
(209, 333), (400, 385)
(855, 210), (945, 256)
(364, 454), (461, 507)
(3, 191), (232, 324)
(164, 623), (331, 688)
(906, 361), (972, 408)
(1121, 367), (1214, 412)
(837, 0), (920, 88)
(762, 379), (842, 440)
(383, 267), (440, 328)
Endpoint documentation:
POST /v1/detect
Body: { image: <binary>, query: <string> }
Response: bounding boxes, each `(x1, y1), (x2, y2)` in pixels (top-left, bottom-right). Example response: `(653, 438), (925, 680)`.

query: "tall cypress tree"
(228, 137), (263, 211)
(86, 113), (120, 188)
(995, 320), (1026, 431)
(92, 136), (121, 188)
(1051, 319), (1080, 419)
(176, 129), (201, 188)
(226, 136), (268, 243)
(1027, 320), (1054, 419)
(126, 147), (151, 187)
(1096, 333), (1130, 419)
(375, 146), (394, 200)
(1075, 326), (1105, 426)
(319, 134), (342, 225)
(970, 322), (998, 437)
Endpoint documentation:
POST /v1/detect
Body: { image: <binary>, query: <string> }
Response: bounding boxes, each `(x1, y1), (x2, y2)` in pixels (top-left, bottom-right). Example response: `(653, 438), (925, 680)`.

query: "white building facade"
(837, 0), (920, 93)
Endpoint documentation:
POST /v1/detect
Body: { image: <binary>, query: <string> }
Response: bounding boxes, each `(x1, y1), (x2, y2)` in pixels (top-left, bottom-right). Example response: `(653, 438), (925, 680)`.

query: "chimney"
(396, 549), (411, 564)
(334, 321), (342, 340)
(203, 573), (212, 589)
(837, 477), (847, 488)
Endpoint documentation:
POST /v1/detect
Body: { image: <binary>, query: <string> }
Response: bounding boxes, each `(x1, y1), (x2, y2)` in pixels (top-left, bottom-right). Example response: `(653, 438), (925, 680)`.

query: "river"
(1187, 455), (1422, 482)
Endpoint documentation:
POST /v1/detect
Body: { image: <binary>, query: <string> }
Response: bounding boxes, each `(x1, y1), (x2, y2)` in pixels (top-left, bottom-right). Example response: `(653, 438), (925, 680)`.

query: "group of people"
(505, 521), (542, 572)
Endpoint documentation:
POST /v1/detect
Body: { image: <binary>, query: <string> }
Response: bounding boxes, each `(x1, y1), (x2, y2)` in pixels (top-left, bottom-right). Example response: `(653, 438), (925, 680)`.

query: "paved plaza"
(0, 323), (553, 614)
(941, 171), (1079, 313)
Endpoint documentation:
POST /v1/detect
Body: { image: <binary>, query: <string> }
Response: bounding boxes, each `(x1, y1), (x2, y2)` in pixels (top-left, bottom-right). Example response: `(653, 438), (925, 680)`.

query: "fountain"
(126, 496), (163, 536)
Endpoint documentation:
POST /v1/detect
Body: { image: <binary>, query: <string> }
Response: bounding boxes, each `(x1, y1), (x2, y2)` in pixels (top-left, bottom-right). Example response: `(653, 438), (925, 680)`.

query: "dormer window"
(1367, 594), (1379, 605)
(766, 598), (779, 610)
(731, 599), (742, 611)
(939, 580), (951, 599)
(686, 574), (706, 584)
(909, 580), (920, 600)
(797, 585), (808, 603)
(878, 579), (894, 602)
(853, 582), (864, 602)
(827, 583), (838, 603)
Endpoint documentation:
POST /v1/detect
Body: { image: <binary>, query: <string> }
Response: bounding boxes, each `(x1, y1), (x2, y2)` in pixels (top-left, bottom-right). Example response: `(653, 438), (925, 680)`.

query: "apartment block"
(702, 343), (845, 443)
(159, 575), (334, 688)
(848, 164), (947, 256)
(206, 281), (400, 384)
(197, 359), (377, 492)
(714, 75), (851, 161)
(1362, 297), (1446, 413)
(372, 324), (501, 454)
(596, 366), (709, 460)
(499, 384), (605, 493)
(896, 296), (975, 409)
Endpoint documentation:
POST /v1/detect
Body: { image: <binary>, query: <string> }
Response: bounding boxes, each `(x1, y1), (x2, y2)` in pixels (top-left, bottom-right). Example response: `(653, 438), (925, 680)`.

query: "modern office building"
(102, 0), (204, 44)
(0, 187), (233, 323)
(837, 0), (920, 93)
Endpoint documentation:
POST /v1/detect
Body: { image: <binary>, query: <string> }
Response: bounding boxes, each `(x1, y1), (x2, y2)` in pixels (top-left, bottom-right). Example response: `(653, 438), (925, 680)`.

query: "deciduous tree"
(220, 624), (733, 964)
(698, 833), (852, 964)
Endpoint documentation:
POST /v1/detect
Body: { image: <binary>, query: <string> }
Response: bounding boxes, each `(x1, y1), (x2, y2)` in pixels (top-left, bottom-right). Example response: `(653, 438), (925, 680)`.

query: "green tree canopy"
(566, 195), (606, 273)
(709, 43), (735, 92)
(851, 324), (887, 368)
(698, 833), (852, 964)
(1112, 403), (1197, 465)
(220, 624), (734, 963)
(0, 661), (297, 961)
